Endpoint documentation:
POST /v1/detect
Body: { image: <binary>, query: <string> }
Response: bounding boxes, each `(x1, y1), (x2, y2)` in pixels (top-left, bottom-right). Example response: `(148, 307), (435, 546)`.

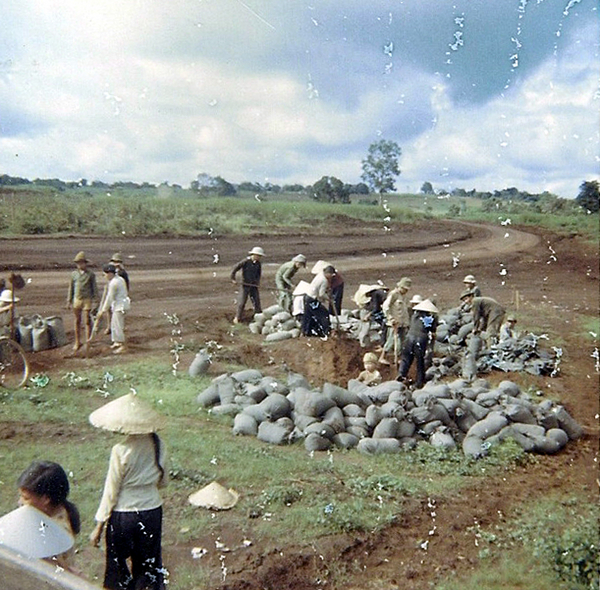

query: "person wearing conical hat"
(89, 393), (168, 590)
(397, 299), (439, 389)
(95, 264), (130, 355)
(101, 253), (130, 336)
(354, 284), (388, 348)
(357, 352), (383, 386)
(66, 251), (99, 352)
(16, 461), (81, 572)
(275, 254), (307, 313)
(379, 277), (412, 365)
(230, 246), (264, 324)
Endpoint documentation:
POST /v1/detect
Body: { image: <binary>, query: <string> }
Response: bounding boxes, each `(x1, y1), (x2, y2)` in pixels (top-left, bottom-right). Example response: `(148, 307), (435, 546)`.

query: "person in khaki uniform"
(275, 254), (306, 312)
(66, 251), (99, 352)
(379, 277), (412, 365)
(460, 292), (505, 344)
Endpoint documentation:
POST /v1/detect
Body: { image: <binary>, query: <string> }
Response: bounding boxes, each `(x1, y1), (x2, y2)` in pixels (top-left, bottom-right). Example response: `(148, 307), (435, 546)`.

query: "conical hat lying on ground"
(188, 481), (239, 510)
(0, 505), (74, 559)
(89, 392), (167, 434)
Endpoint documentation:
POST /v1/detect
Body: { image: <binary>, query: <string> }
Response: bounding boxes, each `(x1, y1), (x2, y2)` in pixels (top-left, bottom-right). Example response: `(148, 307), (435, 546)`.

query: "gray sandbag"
(245, 384), (268, 403)
(261, 325), (274, 336)
(536, 410), (560, 431)
(265, 331), (294, 342)
(294, 391), (336, 417)
(304, 432), (332, 452)
(397, 420), (416, 438)
(373, 418), (399, 439)
(304, 422), (336, 440)
(388, 389), (409, 405)
(287, 372), (310, 390)
(233, 413), (258, 436)
(290, 328), (301, 338)
(249, 322), (261, 334)
(262, 304), (281, 318)
(216, 375), (238, 404)
(410, 403), (452, 426)
(366, 405), (384, 428)
(497, 380), (521, 397)
(189, 350), (211, 377)
(281, 318), (298, 331)
(366, 381), (402, 403)
(294, 413), (319, 431)
(448, 378), (469, 393)
(272, 311), (292, 323)
(455, 407), (478, 433)
(347, 378), (369, 395)
(380, 401), (400, 417)
(437, 398), (462, 415)
(546, 427), (569, 446)
(323, 382), (364, 408)
(505, 404), (536, 425)
(551, 405), (583, 440)
(421, 420), (444, 436)
(46, 316), (67, 348)
(357, 437), (401, 455)
(16, 316), (33, 352)
(258, 393), (291, 421)
(532, 428), (569, 454)
(257, 419), (294, 445)
(31, 315), (51, 352)
(231, 369), (263, 384)
(259, 376), (289, 395)
(457, 322), (474, 342)
(344, 416), (369, 430)
(400, 437), (419, 450)
(333, 432), (359, 450)
(462, 435), (485, 458)
(412, 390), (436, 407)
(471, 378), (491, 392)
(197, 383), (220, 407)
(461, 399), (490, 421)
(420, 383), (451, 398)
(466, 412), (508, 440)
(343, 404), (365, 417)
(436, 324), (450, 342)
(430, 429), (456, 449)
(233, 395), (256, 407)
(242, 404), (267, 423)
(209, 403), (240, 416)
(476, 389), (503, 408)
(460, 388), (479, 401)
(253, 312), (266, 325)
(346, 425), (368, 439)
(322, 406), (345, 433)
(486, 425), (536, 452)
(500, 394), (535, 411)
(511, 422), (546, 438)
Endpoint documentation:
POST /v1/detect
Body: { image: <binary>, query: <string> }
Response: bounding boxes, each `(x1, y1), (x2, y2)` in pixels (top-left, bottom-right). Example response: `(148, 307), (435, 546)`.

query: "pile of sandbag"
(15, 315), (67, 352)
(197, 370), (583, 458)
(249, 305), (301, 342)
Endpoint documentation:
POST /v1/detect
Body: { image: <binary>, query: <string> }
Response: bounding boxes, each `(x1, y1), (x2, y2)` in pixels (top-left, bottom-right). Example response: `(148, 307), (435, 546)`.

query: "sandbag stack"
(249, 305), (301, 342)
(16, 315), (67, 352)
(197, 371), (583, 458)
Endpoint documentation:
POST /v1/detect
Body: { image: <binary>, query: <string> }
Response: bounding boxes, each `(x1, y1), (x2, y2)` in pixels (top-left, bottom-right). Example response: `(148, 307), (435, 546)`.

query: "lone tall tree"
(361, 139), (402, 203)
(575, 180), (599, 213)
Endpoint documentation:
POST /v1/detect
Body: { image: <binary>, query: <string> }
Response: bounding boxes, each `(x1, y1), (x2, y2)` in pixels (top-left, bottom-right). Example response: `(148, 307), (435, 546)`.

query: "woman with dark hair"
(17, 460), (81, 571)
(89, 393), (168, 590)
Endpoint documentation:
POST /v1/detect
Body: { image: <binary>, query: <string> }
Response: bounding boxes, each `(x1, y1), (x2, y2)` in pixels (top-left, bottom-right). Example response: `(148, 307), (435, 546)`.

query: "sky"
(0, 0), (598, 198)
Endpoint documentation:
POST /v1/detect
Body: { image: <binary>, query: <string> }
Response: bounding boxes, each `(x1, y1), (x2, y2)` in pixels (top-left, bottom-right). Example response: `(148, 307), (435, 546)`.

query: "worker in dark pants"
(397, 299), (438, 389)
(230, 247), (264, 324)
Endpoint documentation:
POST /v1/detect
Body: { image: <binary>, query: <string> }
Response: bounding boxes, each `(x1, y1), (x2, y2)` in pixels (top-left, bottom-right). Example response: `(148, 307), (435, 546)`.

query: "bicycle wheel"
(0, 337), (29, 389)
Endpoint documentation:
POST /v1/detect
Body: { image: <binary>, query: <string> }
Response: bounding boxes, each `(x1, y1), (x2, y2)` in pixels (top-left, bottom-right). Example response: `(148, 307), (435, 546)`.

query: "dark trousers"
(302, 296), (331, 337)
(236, 285), (261, 321)
(329, 284), (344, 315)
(104, 507), (164, 590)
(397, 335), (428, 388)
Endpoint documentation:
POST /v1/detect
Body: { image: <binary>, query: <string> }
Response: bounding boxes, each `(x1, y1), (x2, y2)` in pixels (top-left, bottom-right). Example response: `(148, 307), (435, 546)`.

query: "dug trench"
(1, 219), (598, 589)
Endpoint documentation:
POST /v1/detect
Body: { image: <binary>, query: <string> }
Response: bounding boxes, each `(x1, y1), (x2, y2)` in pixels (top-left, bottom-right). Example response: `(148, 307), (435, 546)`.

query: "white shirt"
(95, 434), (168, 522)
(307, 272), (330, 305)
(101, 275), (129, 313)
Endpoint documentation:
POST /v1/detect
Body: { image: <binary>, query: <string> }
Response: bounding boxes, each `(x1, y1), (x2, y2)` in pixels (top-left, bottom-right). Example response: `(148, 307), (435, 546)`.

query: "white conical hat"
(352, 284), (382, 307)
(188, 481), (239, 510)
(89, 392), (166, 434)
(0, 290), (19, 303)
(310, 260), (331, 275)
(413, 299), (439, 314)
(0, 505), (74, 559)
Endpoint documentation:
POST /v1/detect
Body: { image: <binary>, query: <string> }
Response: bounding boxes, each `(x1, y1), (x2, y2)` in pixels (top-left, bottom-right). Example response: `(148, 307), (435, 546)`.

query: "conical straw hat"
(0, 505), (74, 559)
(188, 481), (239, 510)
(89, 392), (166, 434)
(413, 299), (439, 314)
(352, 284), (382, 307)
(310, 260), (331, 275)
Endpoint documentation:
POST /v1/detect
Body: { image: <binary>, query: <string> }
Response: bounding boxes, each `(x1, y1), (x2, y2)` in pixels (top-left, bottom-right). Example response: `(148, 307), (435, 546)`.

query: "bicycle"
(0, 335), (29, 389)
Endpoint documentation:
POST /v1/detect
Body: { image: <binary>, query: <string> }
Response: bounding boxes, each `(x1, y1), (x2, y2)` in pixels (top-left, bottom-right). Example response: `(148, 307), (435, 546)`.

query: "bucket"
(46, 316), (67, 348)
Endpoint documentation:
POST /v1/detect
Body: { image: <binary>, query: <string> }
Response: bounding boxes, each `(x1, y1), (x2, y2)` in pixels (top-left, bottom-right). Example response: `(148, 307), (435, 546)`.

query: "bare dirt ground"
(1, 219), (598, 589)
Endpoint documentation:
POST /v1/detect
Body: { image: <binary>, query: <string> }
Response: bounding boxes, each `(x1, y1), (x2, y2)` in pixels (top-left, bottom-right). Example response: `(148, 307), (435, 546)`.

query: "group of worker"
(231, 248), (517, 389)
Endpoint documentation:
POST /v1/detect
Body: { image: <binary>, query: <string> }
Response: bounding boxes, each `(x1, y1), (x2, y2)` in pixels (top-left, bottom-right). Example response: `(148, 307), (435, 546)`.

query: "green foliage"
(310, 176), (351, 204)
(361, 139), (402, 195)
(576, 180), (600, 213)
